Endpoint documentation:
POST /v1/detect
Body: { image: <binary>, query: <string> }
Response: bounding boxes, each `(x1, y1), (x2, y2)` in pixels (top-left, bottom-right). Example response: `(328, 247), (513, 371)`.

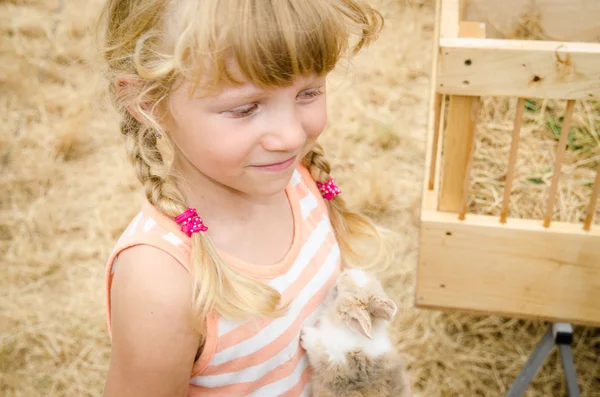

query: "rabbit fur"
(300, 269), (410, 397)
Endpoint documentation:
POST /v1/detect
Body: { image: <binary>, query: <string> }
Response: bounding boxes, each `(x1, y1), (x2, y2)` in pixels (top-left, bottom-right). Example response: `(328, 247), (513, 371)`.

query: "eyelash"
(301, 88), (324, 99)
(227, 88), (324, 118)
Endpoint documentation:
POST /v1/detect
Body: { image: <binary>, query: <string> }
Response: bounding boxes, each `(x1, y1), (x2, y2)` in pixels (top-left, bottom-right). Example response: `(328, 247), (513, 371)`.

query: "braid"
(120, 112), (186, 215)
(303, 142), (389, 271)
(302, 142), (331, 182)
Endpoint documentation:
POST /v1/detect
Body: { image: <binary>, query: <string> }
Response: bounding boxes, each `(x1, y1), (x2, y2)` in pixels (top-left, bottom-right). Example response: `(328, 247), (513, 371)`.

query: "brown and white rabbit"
(300, 269), (411, 397)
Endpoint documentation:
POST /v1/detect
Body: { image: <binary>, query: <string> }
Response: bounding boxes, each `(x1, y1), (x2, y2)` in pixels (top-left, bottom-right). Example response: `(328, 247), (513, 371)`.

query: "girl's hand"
(103, 245), (201, 397)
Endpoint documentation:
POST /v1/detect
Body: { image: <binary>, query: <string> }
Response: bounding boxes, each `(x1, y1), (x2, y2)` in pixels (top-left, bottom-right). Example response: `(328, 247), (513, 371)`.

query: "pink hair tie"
(316, 178), (341, 200)
(174, 208), (208, 237)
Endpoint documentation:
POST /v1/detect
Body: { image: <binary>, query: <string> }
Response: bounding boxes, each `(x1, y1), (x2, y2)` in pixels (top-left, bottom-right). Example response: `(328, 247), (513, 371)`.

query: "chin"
(245, 168), (295, 197)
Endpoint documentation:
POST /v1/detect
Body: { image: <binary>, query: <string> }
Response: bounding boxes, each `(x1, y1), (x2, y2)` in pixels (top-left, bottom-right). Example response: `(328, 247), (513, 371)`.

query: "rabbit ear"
(346, 308), (372, 339)
(369, 297), (398, 321)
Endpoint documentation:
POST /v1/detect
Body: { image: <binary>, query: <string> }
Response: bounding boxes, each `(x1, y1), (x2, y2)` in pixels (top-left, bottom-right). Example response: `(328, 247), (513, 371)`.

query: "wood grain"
(437, 38), (600, 99)
(416, 206), (600, 326)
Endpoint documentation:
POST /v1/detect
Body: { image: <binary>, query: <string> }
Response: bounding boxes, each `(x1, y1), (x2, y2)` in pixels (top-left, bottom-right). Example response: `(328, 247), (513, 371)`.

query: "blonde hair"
(98, 0), (388, 333)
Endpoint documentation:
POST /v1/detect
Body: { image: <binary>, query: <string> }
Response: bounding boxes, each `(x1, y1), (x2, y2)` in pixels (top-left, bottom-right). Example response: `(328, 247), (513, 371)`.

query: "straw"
(2, 1), (599, 396)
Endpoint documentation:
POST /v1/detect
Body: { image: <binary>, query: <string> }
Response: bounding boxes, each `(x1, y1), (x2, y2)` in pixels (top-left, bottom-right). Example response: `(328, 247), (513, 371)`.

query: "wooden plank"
(422, 0), (444, 204)
(427, 94), (444, 191)
(500, 98), (524, 224)
(440, 0), (460, 38)
(416, 209), (600, 326)
(583, 165), (600, 231)
(437, 38), (600, 99)
(543, 100), (576, 227)
(437, 17), (484, 214)
(462, 0), (600, 43)
(438, 95), (477, 212)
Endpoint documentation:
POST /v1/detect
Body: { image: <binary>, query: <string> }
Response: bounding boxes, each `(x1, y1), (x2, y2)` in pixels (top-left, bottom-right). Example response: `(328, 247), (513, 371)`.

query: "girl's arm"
(103, 245), (202, 397)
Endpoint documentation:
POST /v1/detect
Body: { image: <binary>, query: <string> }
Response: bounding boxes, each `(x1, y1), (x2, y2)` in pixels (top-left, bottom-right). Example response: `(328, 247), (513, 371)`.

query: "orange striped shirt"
(104, 164), (341, 396)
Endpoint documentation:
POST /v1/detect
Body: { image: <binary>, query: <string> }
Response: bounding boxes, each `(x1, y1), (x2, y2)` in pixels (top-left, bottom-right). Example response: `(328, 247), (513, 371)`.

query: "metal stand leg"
(559, 344), (580, 397)
(506, 323), (580, 397)
(506, 327), (555, 397)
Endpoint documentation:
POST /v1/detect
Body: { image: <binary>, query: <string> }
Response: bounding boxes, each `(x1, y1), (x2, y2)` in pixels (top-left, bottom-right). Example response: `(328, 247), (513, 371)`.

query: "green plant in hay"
(527, 176), (544, 185)
(527, 167), (552, 185)
(546, 116), (585, 151)
(524, 98), (540, 113)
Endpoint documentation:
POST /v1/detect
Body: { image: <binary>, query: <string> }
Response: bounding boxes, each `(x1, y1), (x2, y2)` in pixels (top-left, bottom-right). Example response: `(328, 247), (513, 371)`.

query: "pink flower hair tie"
(316, 178), (341, 200)
(174, 207), (208, 237)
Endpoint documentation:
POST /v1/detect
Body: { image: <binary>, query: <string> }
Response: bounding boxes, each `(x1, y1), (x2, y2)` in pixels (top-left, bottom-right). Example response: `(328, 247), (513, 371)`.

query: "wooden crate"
(416, 0), (600, 326)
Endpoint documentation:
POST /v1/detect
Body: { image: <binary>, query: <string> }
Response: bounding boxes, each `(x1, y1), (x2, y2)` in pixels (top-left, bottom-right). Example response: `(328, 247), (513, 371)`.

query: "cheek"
(304, 103), (328, 141)
(168, 101), (253, 172)
(183, 122), (253, 169)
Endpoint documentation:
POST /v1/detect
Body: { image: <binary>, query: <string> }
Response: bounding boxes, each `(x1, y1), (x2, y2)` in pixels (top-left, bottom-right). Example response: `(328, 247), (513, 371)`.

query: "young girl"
(98, 0), (403, 396)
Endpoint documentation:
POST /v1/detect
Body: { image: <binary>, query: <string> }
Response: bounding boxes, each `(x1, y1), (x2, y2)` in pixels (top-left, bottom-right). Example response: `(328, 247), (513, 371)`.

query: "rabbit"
(300, 269), (411, 397)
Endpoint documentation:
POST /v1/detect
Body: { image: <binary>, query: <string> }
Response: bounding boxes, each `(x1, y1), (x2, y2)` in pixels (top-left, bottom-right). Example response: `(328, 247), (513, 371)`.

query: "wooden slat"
(458, 107), (477, 220)
(583, 165), (600, 231)
(543, 100), (575, 228)
(416, 208), (600, 326)
(423, 0), (444, 203)
(438, 17), (485, 214)
(438, 38), (600, 100)
(440, 0), (460, 38)
(462, 0), (600, 43)
(438, 95), (477, 212)
(428, 94), (444, 191)
(500, 98), (524, 224)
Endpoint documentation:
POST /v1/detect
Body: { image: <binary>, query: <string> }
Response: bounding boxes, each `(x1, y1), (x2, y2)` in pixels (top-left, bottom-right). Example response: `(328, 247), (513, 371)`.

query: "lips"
(252, 155), (296, 171)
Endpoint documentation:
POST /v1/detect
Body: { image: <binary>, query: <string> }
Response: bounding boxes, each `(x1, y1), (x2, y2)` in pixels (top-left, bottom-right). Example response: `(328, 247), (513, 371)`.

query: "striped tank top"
(104, 164), (342, 397)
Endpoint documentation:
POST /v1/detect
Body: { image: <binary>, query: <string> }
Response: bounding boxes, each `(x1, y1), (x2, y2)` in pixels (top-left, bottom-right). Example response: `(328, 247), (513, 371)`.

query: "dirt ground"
(1, 0), (599, 396)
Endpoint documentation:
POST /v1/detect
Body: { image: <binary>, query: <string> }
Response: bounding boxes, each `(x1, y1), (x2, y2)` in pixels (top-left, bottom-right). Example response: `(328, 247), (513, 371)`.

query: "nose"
(262, 111), (306, 153)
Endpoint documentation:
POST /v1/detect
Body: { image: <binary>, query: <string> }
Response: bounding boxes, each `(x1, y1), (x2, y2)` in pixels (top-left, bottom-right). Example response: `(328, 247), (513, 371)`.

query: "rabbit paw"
(300, 326), (319, 352)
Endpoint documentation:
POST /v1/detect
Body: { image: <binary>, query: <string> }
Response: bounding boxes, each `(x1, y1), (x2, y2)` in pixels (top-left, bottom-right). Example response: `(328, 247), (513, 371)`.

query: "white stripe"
(162, 232), (183, 246)
(290, 170), (302, 187)
(127, 213), (143, 236)
(115, 229), (127, 246)
(216, 317), (245, 338)
(211, 246), (340, 365)
(143, 217), (156, 232)
(300, 381), (312, 397)
(299, 193), (317, 220)
(244, 355), (309, 397)
(194, 302), (324, 388)
(110, 258), (118, 275)
(217, 216), (331, 337)
(269, 217), (330, 293)
(191, 330), (300, 387)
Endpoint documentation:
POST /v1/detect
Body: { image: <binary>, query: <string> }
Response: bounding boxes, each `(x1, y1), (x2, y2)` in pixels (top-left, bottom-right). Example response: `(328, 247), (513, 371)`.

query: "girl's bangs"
(171, 0), (358, 92)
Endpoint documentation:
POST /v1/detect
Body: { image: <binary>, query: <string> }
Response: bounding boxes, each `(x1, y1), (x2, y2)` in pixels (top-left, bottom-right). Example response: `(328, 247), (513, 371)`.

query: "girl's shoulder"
(107, 201), (193, 271)
(103, 233), (202, 395)
(104, 201), (194, 336)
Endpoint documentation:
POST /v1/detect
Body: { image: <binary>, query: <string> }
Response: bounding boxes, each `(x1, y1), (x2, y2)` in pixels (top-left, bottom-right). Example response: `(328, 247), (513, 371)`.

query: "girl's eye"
(227, 104), (258, 118)
(298, 88), (324, 101)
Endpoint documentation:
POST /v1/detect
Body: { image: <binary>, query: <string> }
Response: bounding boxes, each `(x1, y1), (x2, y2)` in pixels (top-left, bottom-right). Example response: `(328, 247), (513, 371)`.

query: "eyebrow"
(217, 85), (265, 101)
(208, 75), (325, 102)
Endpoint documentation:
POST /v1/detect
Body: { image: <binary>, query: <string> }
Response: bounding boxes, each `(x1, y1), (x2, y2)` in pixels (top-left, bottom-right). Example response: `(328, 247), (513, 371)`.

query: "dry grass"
(1, 0), (599, 396)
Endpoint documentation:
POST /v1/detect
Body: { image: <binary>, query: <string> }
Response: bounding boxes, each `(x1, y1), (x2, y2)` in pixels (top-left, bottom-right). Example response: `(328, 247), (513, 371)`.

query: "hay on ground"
(1, 0), (599, 396)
